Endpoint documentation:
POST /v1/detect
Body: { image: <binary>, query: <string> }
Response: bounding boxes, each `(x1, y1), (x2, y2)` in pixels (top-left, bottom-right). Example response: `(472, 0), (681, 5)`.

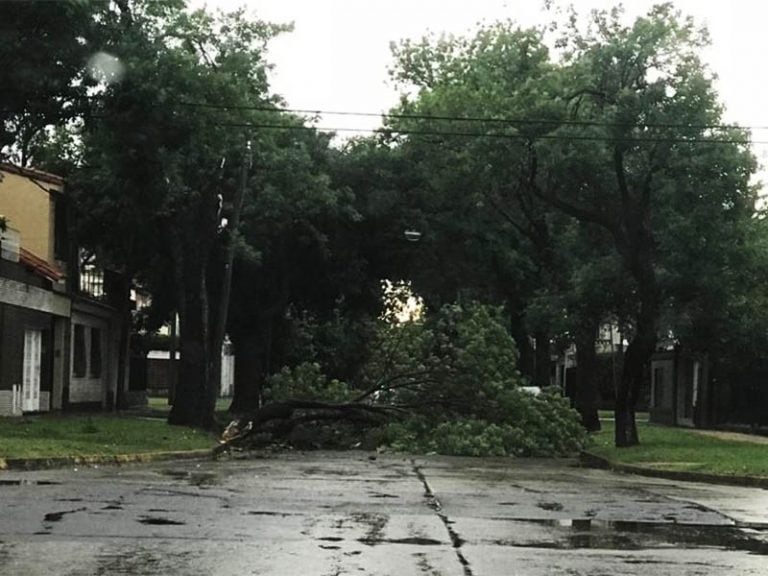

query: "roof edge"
(19, 247), (65, 282)
(0, 163), (65, 188)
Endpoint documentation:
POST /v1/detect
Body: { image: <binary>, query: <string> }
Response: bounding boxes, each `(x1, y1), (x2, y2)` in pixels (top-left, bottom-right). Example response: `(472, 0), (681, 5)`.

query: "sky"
(195, 0), (768, 165)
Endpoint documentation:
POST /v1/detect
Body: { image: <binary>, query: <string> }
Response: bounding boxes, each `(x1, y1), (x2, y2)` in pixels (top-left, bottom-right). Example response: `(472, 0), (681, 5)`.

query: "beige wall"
(0, 170), (61, 264)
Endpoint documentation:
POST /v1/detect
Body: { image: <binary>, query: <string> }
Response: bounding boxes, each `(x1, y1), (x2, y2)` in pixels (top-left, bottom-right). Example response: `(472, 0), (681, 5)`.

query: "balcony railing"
(79, 265), (106, 301)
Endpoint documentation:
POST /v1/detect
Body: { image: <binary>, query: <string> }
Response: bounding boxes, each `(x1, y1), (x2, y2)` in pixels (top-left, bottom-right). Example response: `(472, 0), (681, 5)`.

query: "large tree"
(536, 5), (756, 445)
(66, 0), (290, 427)
(387, 5), (758, 445)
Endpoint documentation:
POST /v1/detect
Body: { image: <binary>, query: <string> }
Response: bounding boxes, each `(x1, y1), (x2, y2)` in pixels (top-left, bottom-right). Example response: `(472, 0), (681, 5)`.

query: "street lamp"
(404, 229), (422, 242)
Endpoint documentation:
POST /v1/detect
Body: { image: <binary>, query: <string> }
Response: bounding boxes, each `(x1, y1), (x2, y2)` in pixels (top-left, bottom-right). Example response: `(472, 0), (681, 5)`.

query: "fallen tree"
(216, 303), (589, 457)
(215, 399), (394, 453)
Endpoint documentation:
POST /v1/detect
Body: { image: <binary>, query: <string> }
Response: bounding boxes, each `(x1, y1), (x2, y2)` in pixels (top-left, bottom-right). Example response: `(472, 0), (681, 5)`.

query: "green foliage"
(362, 302), (524, 414)
(363, 302), (588, 456)
(0, 0), (97, 159)
(280, 308), (378, 386)
(267, 362), (352, 403)
(381, 390), (587, 458)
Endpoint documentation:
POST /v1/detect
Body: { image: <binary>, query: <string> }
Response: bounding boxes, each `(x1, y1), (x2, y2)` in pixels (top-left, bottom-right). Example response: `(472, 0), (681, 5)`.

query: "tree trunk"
(210, 142), (251, 411)
(574, 323), (601, 432)
(166, 164), (227, 429)
(168, 268), (215, 428)
(534, 331), (550, 388)
(515, 334), (534, 383)
(168, 211), (217, 430)
(614, 296), (657, 447)
(168, 312), (177, 405)
(229, 329), (264, 414)
(103, 270), (134, 410)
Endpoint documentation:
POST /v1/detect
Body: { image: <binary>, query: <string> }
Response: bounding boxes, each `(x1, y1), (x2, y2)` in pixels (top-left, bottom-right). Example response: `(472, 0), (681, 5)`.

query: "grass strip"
(0, 414), (216, 459)
(590, 420), (768, 478)
(146, 396), (231, 416)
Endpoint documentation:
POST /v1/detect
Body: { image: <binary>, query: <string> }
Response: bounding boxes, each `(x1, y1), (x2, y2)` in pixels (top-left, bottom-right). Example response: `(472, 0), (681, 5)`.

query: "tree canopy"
(385, 4), (760, 445)
(12, 1), (768, 449)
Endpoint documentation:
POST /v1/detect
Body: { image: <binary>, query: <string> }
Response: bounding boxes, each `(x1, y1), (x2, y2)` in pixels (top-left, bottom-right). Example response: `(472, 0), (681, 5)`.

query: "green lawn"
(146, 396), (232, 416)
(0, 414), (217, 460)
(590, 420), (768, 478)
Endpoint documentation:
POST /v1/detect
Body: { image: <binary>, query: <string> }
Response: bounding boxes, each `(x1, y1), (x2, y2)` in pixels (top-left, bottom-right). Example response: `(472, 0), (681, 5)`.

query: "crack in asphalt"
(412, 461), (474, 576)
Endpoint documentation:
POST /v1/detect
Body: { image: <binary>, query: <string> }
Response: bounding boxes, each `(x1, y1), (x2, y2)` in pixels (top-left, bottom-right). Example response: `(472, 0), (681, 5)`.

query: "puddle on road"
(536, 502), (564, 512)
(316, 535), (443, 546)
(301, 467), (364, 478)
(44, 507), (86, 522)
(246, 510), (299, 517)
(158, 469), (219, 486)
(0, 479), (61, 486)
(137, 516), (186, 526)
(492, 518), (768, 554)
(359, 537), (443, 546)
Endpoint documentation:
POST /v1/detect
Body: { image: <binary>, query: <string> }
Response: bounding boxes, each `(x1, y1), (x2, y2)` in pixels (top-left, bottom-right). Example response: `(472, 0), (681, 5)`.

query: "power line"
(86, 114), (757, 145)
(172, 100), (764, 133)
(194, 121), (759, 146)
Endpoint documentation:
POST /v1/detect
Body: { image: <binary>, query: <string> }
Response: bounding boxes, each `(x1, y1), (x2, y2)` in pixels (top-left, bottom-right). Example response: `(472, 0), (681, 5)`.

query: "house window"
(652, 366), (665, 408)
(73, 323), (104, 379)
(73, 324), (86, 378)
(90, 327), (102, 378)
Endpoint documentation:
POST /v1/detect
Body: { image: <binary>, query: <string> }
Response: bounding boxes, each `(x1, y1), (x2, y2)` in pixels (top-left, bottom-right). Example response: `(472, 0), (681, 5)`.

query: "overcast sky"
(195, 1), (768, 164)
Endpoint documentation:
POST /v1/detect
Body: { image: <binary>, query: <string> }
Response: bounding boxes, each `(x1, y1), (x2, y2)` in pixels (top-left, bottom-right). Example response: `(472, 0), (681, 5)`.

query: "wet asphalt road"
(0, 452), (767, 575)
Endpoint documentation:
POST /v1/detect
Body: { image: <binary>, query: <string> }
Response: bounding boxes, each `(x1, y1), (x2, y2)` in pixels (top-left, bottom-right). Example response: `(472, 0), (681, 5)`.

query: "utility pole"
(210, 138), (252, 405)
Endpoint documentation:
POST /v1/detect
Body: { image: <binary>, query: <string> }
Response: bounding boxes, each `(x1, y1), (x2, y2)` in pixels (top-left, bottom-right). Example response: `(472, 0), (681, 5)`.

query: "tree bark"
(533, 331), (551, 388)
(229, 329), (265, 414)
(165, 160), (229, 429)
(574, 322), (601, 432)
(167, 189), (219, 430)
(168, 263), (215, 428)
(210, 143), (251, 407)
(614, 290), (657, 446)
(113, 272), (133, 410)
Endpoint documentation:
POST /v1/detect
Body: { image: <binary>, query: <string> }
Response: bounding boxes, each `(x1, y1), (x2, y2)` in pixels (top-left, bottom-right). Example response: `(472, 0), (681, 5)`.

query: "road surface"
(1, 452), (767, 575)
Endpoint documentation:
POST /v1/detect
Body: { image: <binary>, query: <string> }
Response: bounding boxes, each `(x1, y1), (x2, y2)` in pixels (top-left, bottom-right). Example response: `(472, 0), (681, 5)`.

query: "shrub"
(267, 362), (352, 403)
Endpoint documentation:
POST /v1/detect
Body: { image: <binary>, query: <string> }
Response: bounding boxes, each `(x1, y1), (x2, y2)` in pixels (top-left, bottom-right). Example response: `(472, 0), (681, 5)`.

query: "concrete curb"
(0, 449), (215, 471)
(580, 450), (768, 489)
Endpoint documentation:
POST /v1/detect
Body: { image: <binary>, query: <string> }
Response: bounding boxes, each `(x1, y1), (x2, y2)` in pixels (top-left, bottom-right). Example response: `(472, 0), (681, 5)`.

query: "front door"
(22, 329), (42, 412)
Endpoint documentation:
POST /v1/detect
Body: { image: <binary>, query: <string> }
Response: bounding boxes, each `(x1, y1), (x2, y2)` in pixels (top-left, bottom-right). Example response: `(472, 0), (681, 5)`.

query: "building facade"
(0, 163), (126, 415)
